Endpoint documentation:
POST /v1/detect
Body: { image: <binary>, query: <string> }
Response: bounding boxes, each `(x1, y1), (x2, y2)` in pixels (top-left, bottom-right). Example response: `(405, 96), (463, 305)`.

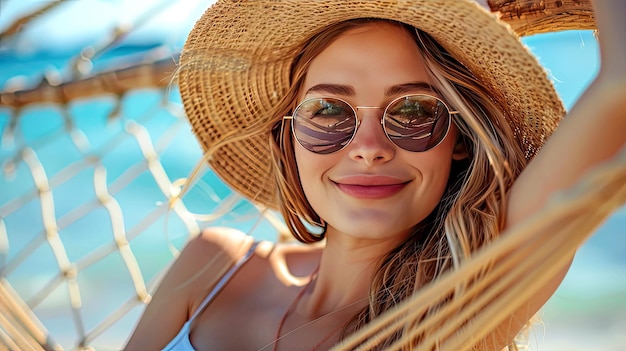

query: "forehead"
(302, 22), (433, 99)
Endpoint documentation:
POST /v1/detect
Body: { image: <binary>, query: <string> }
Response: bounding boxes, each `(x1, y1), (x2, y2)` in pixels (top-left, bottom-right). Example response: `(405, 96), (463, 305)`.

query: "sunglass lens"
(384, 95), (451, 152)
(292, 98), (356, 154)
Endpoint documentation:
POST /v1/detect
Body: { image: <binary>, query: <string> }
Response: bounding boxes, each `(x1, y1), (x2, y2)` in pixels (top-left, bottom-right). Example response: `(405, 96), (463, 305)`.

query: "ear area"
(452, 138), (470, 161)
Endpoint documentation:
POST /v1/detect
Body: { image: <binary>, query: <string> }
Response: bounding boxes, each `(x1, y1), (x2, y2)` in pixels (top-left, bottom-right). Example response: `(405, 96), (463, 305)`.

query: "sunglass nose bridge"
(355, 105), (385, 126)
(355, 106), (383, 110)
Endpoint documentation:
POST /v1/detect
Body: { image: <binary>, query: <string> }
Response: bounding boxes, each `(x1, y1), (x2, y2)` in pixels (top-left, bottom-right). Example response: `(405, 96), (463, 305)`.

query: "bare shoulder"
(158, 227), (251, 287)
(182, 229), (322, 280)
(147, 227), (253, 302)
(125, 227), (253, 349)
(182, 227), (253, 264)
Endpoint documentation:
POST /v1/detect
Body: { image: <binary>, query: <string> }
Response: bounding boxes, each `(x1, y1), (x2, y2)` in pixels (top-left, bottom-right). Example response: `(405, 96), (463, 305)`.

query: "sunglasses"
(284, 94), (458, 154)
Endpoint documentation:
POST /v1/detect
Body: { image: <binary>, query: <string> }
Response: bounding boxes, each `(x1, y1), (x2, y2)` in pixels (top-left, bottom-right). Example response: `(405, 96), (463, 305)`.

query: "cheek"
(293, 145), (329, 203)
(409, 130), (458, 202)
(427, 158), (453, 197)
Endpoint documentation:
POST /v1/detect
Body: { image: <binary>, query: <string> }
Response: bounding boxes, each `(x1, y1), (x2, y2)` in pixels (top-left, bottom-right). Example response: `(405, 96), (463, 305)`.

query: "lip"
(332, 175), (409, 199)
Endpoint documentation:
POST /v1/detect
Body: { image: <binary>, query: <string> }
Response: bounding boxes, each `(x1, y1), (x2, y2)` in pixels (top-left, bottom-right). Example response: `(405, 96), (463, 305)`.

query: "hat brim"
(178, 0), (565, 209)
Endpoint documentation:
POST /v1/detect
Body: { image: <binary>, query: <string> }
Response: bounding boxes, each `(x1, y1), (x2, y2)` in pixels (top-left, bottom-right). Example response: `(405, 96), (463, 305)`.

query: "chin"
(330, 221), (415, 243)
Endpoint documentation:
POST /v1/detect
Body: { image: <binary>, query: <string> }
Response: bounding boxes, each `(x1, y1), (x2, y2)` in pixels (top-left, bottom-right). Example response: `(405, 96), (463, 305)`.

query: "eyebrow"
(304, 81), (437, 97)
(385, 82), (437, 96)
(305, 84), (355, 96)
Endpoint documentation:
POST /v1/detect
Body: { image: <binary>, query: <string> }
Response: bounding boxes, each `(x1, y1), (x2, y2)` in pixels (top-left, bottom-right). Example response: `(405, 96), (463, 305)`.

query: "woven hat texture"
(178, 0), (565, 209)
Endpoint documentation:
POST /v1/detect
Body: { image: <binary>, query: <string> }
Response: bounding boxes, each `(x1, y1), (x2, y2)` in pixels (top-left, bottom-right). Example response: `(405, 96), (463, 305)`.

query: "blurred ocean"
(0, 1), (625, 350)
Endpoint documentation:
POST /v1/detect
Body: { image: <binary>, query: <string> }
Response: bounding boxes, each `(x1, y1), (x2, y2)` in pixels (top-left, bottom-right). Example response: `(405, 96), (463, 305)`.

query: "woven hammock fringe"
(0, 279), (58, 351)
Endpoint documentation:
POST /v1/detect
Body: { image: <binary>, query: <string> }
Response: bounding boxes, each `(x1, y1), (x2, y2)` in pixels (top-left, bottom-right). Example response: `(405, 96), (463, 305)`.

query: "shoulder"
(124, 228), (254, 349)
(156, 227), (253, 297)
(174, 228), (257, 312)
(182, 227), (253, 264)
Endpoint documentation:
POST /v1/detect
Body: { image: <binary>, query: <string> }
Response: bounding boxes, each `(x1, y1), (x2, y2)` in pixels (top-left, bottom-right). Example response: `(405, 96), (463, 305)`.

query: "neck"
(271, 230), (406, 351)
(300, 230), (402, 318)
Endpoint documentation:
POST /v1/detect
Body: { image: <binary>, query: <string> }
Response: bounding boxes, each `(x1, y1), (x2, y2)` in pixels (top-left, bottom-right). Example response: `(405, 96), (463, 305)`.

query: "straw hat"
(178, 0), (565, 209)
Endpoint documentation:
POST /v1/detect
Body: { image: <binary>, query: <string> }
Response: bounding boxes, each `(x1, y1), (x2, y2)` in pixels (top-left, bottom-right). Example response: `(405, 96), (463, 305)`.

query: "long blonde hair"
(268, 19), (528, 348)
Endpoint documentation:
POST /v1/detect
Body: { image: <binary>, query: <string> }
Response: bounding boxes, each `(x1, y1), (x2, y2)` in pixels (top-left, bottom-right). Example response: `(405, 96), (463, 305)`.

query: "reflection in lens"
(292, 98), (357, 154)
(384, 95), (450, 152)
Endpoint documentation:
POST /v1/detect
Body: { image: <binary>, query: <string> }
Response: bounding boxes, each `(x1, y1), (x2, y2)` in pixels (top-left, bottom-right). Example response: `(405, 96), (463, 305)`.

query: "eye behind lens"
(383, 94), (452, 152)
(292, 97), (357, 154)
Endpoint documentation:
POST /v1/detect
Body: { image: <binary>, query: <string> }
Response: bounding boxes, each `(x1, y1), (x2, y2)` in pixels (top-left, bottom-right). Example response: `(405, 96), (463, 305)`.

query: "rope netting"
(0, 1), (287, 350)
(0, 1), (618, 351)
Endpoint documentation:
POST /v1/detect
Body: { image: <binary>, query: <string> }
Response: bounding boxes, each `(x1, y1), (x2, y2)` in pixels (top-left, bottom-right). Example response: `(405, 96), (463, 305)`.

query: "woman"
(126, 0), (625, 350)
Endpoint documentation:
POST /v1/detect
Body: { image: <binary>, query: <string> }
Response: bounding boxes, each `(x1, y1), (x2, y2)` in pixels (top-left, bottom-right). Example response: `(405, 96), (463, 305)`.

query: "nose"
(347, 108), (395, 165)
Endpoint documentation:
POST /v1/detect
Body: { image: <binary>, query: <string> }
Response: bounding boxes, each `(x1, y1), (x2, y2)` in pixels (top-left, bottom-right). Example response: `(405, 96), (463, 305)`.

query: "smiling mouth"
(334, 182), (408, 199)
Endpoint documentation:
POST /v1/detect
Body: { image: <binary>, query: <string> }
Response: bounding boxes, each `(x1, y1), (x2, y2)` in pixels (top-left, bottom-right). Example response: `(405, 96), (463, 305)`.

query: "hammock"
(2, 1), (622, 350)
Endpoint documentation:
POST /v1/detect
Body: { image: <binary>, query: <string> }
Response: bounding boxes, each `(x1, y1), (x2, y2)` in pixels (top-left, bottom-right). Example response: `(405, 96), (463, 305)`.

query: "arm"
(507, 3), (626, 232)
(124, 227), (250, 350)
(490, 0), (626, 347)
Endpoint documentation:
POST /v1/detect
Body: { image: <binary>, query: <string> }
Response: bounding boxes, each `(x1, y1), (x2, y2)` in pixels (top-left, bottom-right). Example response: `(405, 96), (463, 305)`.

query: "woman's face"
(294, 22), (465, 243)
